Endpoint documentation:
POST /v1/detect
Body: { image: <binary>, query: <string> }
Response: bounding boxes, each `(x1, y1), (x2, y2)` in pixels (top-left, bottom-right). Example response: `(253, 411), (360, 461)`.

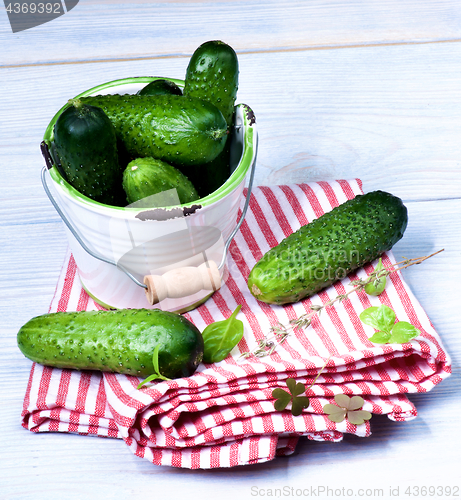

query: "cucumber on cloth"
(247, 190), (408, 305)
(17, 309), (204, 379)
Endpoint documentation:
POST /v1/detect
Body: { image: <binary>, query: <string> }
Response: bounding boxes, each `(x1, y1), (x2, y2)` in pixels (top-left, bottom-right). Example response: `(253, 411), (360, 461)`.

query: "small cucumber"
(137, 79), (183, 96)
(17, 309), (204, 379)
(184, 40), (239, 196)
(122, 157), (199, 206)
(79, 94), (228, 167)
(52, 99), (122, 205)
(184, 40), (239, 127)
(247, 190), (408, 305)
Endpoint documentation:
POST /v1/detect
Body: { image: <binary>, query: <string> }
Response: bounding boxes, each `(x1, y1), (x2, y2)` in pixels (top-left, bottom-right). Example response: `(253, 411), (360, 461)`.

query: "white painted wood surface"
(1, 1), (460, 498)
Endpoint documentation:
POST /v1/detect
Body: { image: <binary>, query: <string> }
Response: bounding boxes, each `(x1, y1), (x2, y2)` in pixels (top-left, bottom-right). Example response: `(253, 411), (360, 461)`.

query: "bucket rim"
(43, 76), (257, 216)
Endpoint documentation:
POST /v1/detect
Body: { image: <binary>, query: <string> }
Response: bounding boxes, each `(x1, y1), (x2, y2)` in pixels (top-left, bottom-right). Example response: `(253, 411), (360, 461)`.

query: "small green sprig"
(137, 345), (171, 389)
(272, 378), (310, 416)
(240, 322), (291, 359)
(241, 250), (442, 358)
(363, 258), (387, 296)
(202, 305), (244, 363)
(272, 358), (330, 416)
(323, 395), (372, 425)
(359, 304), (420, 344)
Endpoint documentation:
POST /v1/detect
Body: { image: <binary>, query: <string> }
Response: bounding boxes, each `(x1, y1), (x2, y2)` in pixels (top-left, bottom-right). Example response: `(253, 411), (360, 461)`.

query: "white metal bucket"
(41, 77), (258, 312)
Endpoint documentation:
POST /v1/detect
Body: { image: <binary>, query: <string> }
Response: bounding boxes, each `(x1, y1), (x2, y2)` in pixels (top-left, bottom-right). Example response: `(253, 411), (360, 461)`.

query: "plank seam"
(2, 38), (461, 70)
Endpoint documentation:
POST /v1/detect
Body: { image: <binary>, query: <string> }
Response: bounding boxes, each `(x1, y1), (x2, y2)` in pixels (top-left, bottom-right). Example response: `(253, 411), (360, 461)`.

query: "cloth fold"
(21, 179), (451, 469)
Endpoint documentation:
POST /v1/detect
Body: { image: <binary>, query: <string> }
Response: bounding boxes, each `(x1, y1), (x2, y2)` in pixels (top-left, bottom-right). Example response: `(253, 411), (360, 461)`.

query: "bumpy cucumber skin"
(53, 101), (122, 205)
(122, 157), (199, 205)
(80, 94), (227, 167)
(247, 191), (408, 305)
(184, 40), (239, 127)
(184, 41), (239, 196)
(17, 309), (204, 379)
(137, 79), (183, 96)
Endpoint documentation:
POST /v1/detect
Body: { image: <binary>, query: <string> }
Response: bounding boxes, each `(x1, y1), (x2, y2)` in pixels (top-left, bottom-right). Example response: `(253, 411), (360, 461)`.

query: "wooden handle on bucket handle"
(144, 261), (221, 305)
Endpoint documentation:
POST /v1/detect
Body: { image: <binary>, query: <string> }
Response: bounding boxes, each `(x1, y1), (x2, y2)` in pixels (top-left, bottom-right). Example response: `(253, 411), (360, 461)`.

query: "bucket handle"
(41, 134), (257, 305)
(41, 164), (146, 289)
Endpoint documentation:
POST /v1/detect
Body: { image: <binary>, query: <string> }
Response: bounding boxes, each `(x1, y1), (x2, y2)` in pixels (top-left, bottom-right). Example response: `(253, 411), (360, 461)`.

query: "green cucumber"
(122, 157), (199, 206)
(17, 309), (204, 379)
(79, 94), (228, 167)
(184, 40), (239, 196)
(184, 40), (239, 127)
(247, 190), (408, 305)
(52, 99), (122, 205)
(137, 79), (183, 96)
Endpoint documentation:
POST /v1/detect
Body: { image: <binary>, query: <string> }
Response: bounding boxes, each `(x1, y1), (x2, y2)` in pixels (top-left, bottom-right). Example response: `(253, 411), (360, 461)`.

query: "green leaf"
(347, 410), (372, 425)
(136, 372), (164, 388)
(286, 377), (305, 396)
(151, 344), (161, 374)
(272, 388), (290, 399)
(272, 388), (291, 411)
(323, 404), (347, 423)
(324, 394), (373, 424)
(291, 396), (310, 416)
(362, 303), (421, 344)
(389, 321), (421, 344)
(333, 394), (364, 411)
(136, 345), (171, 389)
(359, 306), (381, 330)
(334, 394), (352, 410)
(273, 379), (310, 416)
(202, 305), (244, 363)
(376, 304), (396, 331)
(360, 304), (395, 333)
(368, 330), (392, 344)
(346, 395), (365, 411)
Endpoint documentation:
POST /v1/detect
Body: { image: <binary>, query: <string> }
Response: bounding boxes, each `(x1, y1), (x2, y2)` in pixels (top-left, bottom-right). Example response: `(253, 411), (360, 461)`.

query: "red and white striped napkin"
(21, 179), (452, 469)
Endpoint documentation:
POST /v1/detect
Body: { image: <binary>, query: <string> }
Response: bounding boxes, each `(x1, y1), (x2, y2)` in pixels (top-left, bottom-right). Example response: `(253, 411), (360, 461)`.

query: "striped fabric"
(21, 179), (451, 468)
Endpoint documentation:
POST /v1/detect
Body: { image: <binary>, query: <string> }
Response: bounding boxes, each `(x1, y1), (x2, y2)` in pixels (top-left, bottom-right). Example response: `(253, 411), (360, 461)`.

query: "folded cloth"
(21, 179), (452, 469)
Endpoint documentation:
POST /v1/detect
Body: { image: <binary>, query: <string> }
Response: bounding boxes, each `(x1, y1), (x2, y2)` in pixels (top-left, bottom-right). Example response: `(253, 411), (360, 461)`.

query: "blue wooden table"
(1, 1), (460, 498)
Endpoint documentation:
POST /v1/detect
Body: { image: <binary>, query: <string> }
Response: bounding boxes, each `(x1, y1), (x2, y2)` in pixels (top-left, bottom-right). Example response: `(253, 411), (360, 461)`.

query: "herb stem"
(386, 248), (444, 273)
(305, 357), (331, 391)
(241, 250), (443, 358)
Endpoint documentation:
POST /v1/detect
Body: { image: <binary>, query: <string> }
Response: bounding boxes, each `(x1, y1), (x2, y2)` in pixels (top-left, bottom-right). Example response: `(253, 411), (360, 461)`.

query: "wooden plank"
(2, 0), (461, 66)
(1, 42), (460, 208)
(238, 42), (461, 201)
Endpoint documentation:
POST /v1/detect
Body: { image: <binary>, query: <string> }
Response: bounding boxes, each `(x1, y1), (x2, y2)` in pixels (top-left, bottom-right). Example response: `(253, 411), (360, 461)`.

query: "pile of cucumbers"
(19, 40), (411, 383)
(51, 40), (239, 206)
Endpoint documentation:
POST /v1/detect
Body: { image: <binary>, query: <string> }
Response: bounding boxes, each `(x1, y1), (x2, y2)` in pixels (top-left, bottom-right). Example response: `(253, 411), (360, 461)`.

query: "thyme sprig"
(240, 323), (291, 358)
(241, 250), (443, 359)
